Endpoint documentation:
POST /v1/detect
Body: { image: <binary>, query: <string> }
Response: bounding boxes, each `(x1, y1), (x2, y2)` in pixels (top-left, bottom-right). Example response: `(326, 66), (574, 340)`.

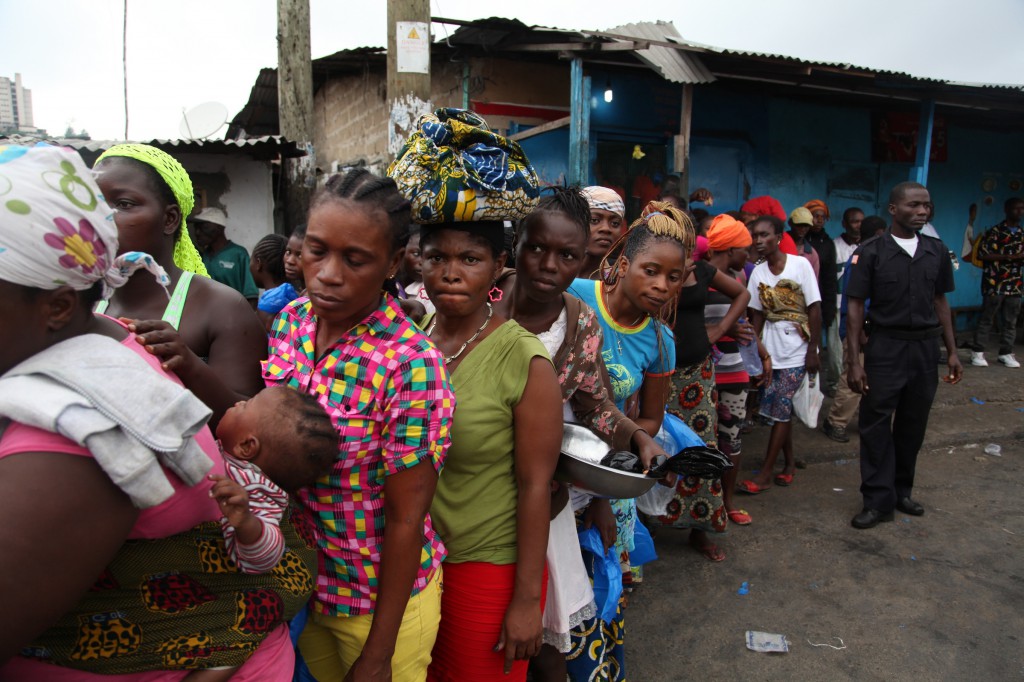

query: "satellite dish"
(179, 102), (228, 140)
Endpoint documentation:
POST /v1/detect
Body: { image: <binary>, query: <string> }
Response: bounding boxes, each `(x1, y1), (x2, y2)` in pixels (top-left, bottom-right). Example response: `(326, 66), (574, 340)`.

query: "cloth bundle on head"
(0, 144), (169, 298)
(581, 186), (625, 218)
(740, 196), (787, 221)
(95, 144), (208, 277)
(706, 214), (752, 251)
(804, 199), (830, 219)
(387, 108), (541, 224)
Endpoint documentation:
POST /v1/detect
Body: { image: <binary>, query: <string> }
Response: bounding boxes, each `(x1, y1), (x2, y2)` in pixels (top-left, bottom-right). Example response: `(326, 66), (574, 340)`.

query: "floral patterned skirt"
(660, 356), (727, 533)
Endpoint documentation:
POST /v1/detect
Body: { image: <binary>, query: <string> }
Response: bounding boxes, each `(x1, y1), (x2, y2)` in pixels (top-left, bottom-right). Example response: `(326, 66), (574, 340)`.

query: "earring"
(488, 284), (504, 302)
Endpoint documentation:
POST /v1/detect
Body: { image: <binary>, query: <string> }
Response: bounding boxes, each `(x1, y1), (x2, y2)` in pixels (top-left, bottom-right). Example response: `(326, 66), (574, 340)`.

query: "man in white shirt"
(833, 208), (864, 310)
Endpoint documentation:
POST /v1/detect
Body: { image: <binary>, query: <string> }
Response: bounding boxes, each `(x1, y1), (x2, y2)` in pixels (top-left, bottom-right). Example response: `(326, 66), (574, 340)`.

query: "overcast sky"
(3, 0), (1023, 141)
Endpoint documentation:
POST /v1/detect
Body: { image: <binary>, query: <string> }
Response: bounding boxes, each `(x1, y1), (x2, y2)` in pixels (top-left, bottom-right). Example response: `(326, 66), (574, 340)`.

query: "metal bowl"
(555, 423), (657, 499)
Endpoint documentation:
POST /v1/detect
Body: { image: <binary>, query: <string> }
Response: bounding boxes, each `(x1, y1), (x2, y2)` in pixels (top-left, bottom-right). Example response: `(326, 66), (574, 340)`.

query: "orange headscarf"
(804, 199), (830, 219)
(706, 214), (752, 250)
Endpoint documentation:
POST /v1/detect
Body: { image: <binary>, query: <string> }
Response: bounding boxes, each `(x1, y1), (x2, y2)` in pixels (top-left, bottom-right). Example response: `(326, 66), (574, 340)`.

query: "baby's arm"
(210, 475), (285, 574)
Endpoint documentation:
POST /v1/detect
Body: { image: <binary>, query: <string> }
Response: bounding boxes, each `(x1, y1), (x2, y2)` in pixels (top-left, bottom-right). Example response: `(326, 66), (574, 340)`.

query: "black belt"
(869, 325), (942, 340)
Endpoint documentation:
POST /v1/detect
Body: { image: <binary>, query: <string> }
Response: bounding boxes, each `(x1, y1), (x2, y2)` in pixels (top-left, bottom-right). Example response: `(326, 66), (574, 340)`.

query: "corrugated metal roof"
(605, 22), (715, 85)
(658, 36), (1024, 91)
(0, 134), (305, 158)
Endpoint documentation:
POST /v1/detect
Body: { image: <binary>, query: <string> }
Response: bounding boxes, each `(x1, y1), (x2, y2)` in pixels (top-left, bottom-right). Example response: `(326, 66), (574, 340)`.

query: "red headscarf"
(804, 199), (830, 219)
(740, 196), (787, 221)
(779, 232), (798, 255)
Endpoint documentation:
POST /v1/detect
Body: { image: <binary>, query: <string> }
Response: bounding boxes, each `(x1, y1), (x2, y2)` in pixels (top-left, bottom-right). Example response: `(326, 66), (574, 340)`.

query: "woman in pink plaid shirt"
(264, 170), (456, 682)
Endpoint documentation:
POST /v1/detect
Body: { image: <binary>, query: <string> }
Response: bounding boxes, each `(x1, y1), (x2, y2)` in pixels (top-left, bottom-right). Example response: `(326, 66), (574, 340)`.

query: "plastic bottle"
(736, 317), (763, 376)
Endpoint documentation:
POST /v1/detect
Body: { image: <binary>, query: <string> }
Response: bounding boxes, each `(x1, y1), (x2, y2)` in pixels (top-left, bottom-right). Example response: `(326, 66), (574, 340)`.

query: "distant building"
(0, 73), (36, 133)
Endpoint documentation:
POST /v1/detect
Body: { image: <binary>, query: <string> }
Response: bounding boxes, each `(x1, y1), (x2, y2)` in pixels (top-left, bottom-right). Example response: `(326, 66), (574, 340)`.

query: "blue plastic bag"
(628, 521), (658, 567)
(577, 526), (623, 624)
(654, 411), (706, 455)
(289, 606), (317, 682)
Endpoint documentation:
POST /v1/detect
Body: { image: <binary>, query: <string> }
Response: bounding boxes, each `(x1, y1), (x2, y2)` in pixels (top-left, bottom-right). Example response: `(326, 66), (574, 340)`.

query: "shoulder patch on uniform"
(851, 254), (859, 265)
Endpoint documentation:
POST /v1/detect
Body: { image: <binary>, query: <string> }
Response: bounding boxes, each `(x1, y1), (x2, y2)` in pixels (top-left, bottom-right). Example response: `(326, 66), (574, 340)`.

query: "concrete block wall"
(313, 72), (390, 174)
(312, 58), (568, 173)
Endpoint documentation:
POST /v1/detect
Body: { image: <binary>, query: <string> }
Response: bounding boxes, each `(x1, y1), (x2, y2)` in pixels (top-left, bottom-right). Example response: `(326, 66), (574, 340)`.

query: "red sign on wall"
(872, 112), (947, 163)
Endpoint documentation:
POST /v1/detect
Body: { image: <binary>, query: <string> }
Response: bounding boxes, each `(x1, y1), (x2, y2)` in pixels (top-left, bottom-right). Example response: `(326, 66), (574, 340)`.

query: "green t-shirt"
(429, 320), (550, 565)
(202, 241), (258, 300)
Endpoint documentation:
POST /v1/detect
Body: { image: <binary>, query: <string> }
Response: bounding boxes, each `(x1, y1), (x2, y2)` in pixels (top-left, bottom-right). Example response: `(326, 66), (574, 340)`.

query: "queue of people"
(0, 114), (998, 681)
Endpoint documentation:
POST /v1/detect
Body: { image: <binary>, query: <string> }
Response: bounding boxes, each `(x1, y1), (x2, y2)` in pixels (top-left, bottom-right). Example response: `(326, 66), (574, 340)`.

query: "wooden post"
(387, 0), (432, 158)
(673, 84), (693, 200)
(277, 0), (314, 233)
(911, 98), (935, 185)
(569, 58), (591, 186)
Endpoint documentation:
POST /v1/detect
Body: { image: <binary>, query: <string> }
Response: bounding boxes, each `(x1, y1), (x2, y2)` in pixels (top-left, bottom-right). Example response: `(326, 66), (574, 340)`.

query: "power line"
(123, 0), (129, 139)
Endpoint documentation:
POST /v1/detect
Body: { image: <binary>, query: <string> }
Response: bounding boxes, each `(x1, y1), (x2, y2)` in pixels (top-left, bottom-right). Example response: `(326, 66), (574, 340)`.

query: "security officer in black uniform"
(845, 181), (963, 529)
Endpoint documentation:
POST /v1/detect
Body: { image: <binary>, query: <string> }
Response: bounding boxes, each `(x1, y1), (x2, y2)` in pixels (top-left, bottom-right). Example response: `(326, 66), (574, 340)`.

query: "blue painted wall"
(688, 83), (1024, 317)
(513, 77), (1024, 321)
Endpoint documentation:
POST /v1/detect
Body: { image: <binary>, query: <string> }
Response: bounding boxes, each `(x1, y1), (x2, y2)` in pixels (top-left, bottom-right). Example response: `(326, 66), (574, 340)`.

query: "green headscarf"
(95, 144), (209, 277)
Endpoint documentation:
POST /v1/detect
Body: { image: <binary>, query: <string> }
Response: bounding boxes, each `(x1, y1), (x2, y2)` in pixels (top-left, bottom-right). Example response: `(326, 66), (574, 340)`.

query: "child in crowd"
(183, 385), (337, 681)
(251, 234), (301, 331)
(283, 223), (307, 294)
(398, 225), (435, 313)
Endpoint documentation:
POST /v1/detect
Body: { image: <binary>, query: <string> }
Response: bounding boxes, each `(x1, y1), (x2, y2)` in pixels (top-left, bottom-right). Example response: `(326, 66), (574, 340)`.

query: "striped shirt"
(264, 295), (455, 617)
(221, 454), (288, 574)
(705, 270), (749, 387)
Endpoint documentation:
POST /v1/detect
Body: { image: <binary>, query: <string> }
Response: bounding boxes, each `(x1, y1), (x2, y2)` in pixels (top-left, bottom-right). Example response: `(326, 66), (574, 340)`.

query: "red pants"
(427, 561), (547, 682)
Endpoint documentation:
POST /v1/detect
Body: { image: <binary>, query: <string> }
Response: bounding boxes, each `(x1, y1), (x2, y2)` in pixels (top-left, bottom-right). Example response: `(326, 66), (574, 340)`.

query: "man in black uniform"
(845, 182), (963, 529)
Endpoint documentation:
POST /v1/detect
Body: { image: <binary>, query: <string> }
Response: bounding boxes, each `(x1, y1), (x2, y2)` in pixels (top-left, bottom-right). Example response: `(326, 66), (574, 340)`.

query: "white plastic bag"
(792, 371), (823, 428)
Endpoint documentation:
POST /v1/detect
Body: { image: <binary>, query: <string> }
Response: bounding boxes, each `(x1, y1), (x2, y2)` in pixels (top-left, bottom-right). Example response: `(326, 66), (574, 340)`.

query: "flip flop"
(737, 480), (770, 495)
(774, 473), (795, 487)
(727, 509), (753, 525)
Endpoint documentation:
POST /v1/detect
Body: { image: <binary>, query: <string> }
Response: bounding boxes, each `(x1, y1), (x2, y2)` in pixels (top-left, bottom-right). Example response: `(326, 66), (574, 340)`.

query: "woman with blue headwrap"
(92, 144), (266, 415)
(0, 144), (313, 679)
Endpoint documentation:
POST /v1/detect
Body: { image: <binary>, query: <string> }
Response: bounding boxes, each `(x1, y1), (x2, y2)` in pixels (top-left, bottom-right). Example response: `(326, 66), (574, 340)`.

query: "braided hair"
(600, 201), (696, 363)
(516, 186), (592, 240)
(264, 387), (339, 491)
(311, 169), (412, 253)
(252, 234), (288, 282)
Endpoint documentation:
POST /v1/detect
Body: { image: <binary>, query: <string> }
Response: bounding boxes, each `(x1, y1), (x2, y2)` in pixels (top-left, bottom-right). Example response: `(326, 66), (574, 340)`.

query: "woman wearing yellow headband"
(93, 144), (266, 411)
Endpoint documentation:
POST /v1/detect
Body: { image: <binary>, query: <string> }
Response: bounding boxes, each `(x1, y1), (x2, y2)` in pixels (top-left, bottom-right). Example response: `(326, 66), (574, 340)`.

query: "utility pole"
(386, 0), (432, 158)
(277, 0), (314, 232)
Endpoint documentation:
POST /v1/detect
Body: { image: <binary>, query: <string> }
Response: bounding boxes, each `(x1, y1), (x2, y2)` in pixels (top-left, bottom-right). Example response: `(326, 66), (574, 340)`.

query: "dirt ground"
(626, 436), (1024, 681)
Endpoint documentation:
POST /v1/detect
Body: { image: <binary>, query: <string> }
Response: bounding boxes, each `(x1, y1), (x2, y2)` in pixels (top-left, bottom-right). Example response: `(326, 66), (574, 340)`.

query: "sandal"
(737, 480), (770, 495)
(727, 509), (753, 525)
(774, 473), (795, 487)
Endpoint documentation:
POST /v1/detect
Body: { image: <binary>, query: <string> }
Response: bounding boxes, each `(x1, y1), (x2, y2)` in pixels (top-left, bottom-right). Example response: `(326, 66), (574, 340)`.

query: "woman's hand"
(124, 318), (200, 375)
(805, 346), (821, 375)
(550, 481), (570, 520)
(635, 434), (669, 473)
(583, 498), (617, 551)
(754, 355), (772, 387)
(729, 318), (756, 345)
(344, 654), (392, 682)
(496, 594), (543, 674)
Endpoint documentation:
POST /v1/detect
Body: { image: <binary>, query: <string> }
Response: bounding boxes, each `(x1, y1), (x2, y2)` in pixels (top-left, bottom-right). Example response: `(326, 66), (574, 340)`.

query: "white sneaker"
(971, 351), (989, 367)
(998, 354), (1021, 368)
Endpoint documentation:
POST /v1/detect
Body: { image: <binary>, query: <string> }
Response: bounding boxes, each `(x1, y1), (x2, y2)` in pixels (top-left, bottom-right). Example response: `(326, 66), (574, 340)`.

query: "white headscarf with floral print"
(0, 144), (168, 298)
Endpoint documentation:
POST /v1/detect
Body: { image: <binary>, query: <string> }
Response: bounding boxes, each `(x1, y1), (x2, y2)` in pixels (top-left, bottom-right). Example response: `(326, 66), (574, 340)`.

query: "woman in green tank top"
(92, 145), (266, 421)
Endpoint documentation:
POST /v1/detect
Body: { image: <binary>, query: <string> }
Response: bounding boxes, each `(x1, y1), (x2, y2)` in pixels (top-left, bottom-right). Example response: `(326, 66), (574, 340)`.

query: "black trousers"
(857, 335), (940, 511)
